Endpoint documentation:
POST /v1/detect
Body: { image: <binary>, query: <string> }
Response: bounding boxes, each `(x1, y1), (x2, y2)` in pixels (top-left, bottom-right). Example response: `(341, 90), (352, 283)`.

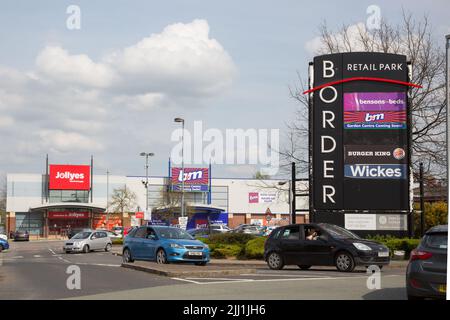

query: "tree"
(108, 187), (137, 225)
(0, 176), (6, 230)
(285, 11), (446, 178)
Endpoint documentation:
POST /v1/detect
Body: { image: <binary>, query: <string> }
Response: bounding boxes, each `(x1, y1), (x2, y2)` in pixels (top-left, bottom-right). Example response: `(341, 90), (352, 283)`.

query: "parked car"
(0, 237), (9, 252)
(68, 228), (92, 239)
(13, 230), (29, 241)
(187, 228), (222, 238)
(264, 223), (390, 272)
(209, 224), (231, 233)
(112, 226), (124, 235)
(406, 225), (447, 300)
(231, 224), (261, 235)
(0, 233), (7, 241)
(63, 230), (112, 254)
(124, 226), (138, 237)
(122, 226), (210, 265)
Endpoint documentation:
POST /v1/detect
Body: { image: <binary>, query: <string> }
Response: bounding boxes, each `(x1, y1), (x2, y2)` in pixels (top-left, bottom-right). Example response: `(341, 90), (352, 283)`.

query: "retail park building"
(5, 163), (308, 238)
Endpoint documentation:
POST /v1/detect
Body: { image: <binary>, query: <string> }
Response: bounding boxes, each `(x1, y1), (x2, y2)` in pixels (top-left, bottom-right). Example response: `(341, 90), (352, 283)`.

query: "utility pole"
(106, 170), (110, 228)
(419, 162), (425, 236)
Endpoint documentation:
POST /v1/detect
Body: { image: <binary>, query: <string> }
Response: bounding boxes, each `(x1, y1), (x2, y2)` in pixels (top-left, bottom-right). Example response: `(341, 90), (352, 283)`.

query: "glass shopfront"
(47, 208), (90, 237)
(16, 212), (44, 236)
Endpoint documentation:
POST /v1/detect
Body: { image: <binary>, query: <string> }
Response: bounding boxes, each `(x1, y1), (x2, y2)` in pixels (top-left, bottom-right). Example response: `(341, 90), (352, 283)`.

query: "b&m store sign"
(171, 167), (209, 192)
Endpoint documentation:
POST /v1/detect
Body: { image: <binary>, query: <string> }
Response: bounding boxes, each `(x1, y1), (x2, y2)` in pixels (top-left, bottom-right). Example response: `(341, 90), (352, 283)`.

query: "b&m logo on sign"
(248, 192), (259, 203)
(171, 167), (209, 192)
(49, 164), (91, 190)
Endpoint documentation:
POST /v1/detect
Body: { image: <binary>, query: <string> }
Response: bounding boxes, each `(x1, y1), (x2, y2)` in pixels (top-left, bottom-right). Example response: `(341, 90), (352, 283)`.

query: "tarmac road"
(0, 240), (407, 300)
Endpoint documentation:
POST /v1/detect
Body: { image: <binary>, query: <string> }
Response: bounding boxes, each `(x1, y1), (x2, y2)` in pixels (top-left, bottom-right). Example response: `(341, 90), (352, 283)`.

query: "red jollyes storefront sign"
(48, 212), (89, 219)
(49, 164), (91, 190)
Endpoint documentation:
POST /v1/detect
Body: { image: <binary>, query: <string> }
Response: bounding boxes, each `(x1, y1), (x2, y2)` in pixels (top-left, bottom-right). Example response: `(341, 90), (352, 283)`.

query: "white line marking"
(186, 277), (255, 281)
(75, 263), (121, 267)
(33, 255), (41, 258)
(240, 273), (331, 278)
(171, 278), (203, 284)
(48, 248), (55, 255)
(12, 256), (24, 259)
(174, 275), (402, 285)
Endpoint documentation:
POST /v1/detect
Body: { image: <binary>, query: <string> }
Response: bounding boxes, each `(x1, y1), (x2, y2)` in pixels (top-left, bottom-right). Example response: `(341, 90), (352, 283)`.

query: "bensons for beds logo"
(344, 164), (406, 179)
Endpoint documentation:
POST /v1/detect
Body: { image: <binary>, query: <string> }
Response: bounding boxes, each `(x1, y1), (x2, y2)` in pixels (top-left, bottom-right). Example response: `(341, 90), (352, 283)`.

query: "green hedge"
(207, 233), (256, 245)
(244, 237), (266, 259)
(112, 238), (123, 245)
(366, 235), (420, 258)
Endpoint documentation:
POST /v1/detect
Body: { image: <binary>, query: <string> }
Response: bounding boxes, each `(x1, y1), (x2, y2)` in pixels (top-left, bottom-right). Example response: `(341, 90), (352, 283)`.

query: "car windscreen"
(156, 227), (195, 240)
(424, 232), (448, 249)
(72, 232), (91, 239)
(318, 224), (360, 239)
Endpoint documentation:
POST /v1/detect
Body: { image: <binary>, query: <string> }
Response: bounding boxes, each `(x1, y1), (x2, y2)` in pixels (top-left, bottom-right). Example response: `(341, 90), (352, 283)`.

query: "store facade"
(6, 162), (309, 238)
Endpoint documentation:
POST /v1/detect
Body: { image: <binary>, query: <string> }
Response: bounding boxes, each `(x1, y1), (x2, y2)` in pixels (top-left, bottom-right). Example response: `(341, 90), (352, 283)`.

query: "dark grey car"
(406, 225), (447, 300)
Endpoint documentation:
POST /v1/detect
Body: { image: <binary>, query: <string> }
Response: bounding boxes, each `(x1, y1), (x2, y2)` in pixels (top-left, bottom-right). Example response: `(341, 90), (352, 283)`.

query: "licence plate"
(378, 251), (389, 257)
(438, 284), (446, 293)
(188, 251), (203, 256)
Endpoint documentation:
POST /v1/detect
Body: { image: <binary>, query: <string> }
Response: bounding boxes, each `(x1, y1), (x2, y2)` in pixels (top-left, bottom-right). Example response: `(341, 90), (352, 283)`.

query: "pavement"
(0, 240), (409, 300)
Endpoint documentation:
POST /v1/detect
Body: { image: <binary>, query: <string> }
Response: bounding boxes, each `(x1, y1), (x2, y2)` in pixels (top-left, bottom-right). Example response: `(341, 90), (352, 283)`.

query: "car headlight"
(353, 243), (372, 251)
(169, 243), (184, 249)
(203, 244), (209, 249)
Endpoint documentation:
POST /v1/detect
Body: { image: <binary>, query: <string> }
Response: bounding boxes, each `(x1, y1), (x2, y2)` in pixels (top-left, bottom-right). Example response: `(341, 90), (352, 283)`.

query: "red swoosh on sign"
(303, 77), (422, 95)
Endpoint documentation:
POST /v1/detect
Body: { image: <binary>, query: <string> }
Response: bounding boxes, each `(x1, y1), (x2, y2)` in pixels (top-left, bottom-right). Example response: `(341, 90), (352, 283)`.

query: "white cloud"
(36, 46), (117, 88)
(0, 19), (236, 172)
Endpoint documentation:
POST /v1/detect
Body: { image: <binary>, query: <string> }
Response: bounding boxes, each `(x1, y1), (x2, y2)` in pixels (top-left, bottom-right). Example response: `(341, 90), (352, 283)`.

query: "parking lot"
(0, 240), (407, 300)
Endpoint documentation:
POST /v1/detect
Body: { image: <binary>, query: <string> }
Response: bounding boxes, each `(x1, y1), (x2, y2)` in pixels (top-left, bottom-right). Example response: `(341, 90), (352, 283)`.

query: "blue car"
(0, 238), (9, 252)
(122, 225), (210, 265)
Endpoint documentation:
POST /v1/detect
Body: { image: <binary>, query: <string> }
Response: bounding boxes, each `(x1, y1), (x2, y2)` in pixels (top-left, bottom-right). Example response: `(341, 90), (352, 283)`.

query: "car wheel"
(195, 262), (207, 266)
(105, 243), (112, 252)
(267, 252), (284, 270)
(298, 265), (311, 270)
(0, 245), (3, 253)
(156, 249), (168, 264)
(122, 248), (134, 263)
(335, 252), (355, 272)
(82, 245), (90, 254)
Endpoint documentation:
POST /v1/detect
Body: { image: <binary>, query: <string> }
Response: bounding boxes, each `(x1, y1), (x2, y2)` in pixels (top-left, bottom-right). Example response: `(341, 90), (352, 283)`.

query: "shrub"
(367, 236), (420, 258)
(244, 237), (266, 259)
(112, 238), (123, 245)
(208, 233), (256, 245)
(210, 244), (244, 259)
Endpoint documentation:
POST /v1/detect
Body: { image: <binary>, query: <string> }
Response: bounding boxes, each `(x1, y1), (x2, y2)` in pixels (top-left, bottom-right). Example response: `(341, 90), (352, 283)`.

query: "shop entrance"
(47, 211), (90, 237)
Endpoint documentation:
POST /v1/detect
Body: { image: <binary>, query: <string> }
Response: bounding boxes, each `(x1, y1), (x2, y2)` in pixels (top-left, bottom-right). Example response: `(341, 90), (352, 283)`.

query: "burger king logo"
(393, 148), (405, 160)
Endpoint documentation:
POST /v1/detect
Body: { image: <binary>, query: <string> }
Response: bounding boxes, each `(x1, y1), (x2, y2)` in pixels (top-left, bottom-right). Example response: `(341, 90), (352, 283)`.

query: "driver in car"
(306, 229), (319, 241)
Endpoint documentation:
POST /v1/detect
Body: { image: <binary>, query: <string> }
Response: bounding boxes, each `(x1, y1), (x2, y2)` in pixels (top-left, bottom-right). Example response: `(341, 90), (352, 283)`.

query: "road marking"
(75, 263), (121, 267)
(12, 256), (24, 259)
(33, 255), (42, 258)
(186, 277), (255, 281)
(57, 256), (71, 263)
(171, 275), (402, 285)
(240, 273), (331, 278)
(48, 248), (55, 255)
(171, 278), (203, 284)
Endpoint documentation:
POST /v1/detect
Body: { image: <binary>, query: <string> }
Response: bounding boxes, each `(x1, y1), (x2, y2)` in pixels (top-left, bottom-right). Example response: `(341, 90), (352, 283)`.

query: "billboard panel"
(171, 167), (209, 192)
(49, 164), (91, 190)
(311, 52), (412, 233)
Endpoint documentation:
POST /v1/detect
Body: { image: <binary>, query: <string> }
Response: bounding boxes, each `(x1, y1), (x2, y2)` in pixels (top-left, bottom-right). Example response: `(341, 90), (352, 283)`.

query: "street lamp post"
(174, 118), (185, 218)
(106, 170), (110, 228)
(445, 34), (450, 301)
(140, 152), (155, 221)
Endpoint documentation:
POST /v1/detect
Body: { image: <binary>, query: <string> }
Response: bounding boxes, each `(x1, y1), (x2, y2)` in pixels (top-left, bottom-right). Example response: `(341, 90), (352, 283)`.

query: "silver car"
(63, 230), (112, 254)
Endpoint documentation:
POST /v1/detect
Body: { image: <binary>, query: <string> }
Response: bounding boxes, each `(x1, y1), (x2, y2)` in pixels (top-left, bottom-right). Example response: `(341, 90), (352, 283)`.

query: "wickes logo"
(365, 113), (384, 122)
(345, 164), (406, 179)
(55, 171), (85, 182)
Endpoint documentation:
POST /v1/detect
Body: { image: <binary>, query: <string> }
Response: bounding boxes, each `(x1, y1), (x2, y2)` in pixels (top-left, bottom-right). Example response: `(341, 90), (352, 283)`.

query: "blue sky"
(0, 0), (449, 178)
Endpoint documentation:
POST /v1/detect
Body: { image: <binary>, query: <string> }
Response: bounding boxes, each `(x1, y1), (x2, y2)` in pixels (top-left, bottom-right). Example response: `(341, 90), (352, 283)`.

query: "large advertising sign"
(171, 167), (209, 192)
(49, 164), (91, 190)
(310, 52), (413, 233)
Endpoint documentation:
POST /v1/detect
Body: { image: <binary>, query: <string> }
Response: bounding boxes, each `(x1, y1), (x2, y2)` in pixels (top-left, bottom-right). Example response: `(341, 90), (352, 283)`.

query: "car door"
(278, 226), (304, 265)
(301, 225), (334, 266)
(89, 232), (102, 250)
(141, 228), (158, 260)
(130, 227), (147, 259)
(100, 232), (110, 249)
